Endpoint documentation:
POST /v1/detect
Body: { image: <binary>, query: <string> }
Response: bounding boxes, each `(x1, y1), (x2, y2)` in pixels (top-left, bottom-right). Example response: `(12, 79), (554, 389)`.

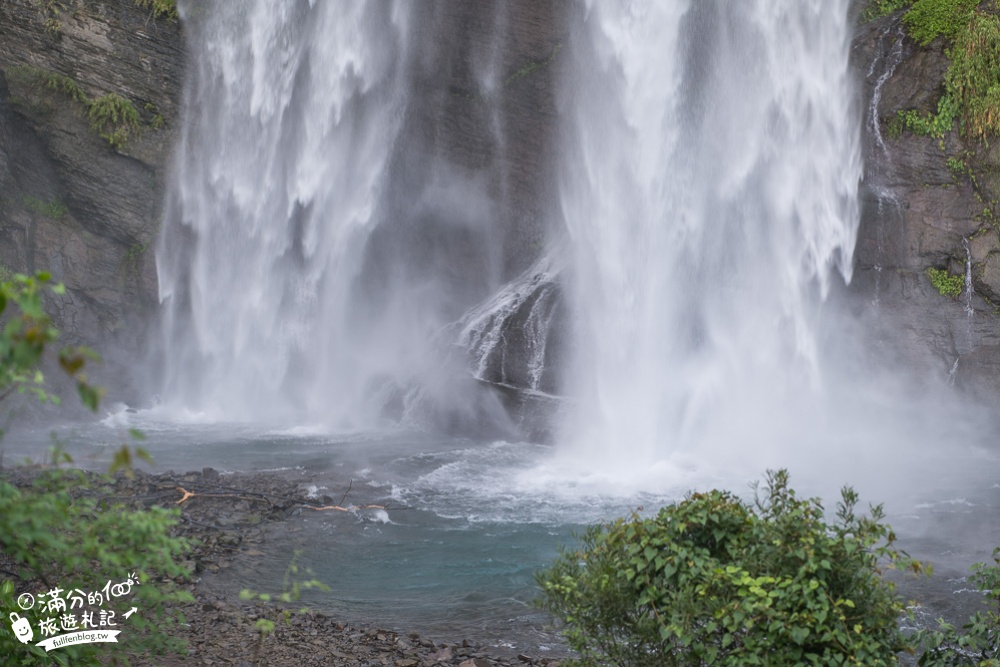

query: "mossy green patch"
(4, 65), (151, 149)
(927, 266), (965, 297)
(903, 0), (979, 45)
(863, 0), (914, 22)
(22, 195), (68, 219)
(133, 0), (178, 20)
(6, 65), (86, 104)
(879, 3), (1000, 142)
(947, 11), (1000, 140)
(122, 241), (148, 273)
(88, 93), (141, 149)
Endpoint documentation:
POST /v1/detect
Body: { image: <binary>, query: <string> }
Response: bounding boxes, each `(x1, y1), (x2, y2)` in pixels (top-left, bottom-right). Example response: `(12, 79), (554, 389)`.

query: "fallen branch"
(174, 486), (274, 506)
(304, 504), (387, 512)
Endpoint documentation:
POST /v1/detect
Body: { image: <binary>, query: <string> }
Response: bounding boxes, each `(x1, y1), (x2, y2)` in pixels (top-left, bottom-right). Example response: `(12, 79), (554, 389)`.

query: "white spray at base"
(553, 0), (872, 485)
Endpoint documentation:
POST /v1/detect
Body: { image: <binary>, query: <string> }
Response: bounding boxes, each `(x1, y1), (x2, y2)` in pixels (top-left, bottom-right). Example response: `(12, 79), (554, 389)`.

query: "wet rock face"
(851, 11), (1000, 397)
(453, 258), (570, 442)
(400, 1), (569, 281)
(0, 0), (183, 398)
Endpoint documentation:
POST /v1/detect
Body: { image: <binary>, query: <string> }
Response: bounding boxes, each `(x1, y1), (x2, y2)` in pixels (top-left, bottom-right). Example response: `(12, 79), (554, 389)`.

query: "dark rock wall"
(357, 0), (569, 324)
(852, 11), (1000, 399)
(0, 0), (182, 398)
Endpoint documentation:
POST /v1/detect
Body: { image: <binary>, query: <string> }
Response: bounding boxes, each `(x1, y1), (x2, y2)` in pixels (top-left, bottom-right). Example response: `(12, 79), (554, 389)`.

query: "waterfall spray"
(557, 1), (862, 475)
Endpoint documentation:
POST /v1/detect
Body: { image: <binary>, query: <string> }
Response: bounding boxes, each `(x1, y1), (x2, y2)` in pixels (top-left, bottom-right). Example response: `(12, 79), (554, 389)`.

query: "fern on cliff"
(133, 0), (178, 20)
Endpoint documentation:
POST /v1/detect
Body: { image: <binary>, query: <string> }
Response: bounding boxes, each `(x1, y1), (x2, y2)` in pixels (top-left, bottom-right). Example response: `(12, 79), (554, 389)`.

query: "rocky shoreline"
(3, 466), (566, 667)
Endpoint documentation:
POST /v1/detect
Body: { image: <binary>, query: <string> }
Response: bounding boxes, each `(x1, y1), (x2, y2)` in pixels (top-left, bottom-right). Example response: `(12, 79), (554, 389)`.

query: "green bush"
(863, 0), (914, 22)
(888, 94), (960, 139)
(4, 66), (149, 149)
(0, 272), (97, 412)
(915, 548), (1000, 667)
(5, 66), (86, 106)
(536, 470), (921, 667)
(914, 547), (1000, 666)
(927, 267), (965, 298)
(903, 0), (978, 46)
(87, 94), (140, 150)
(947, 12), (1000, 140)
(0, 272), (192, 664)
(0, 471), (193, 665)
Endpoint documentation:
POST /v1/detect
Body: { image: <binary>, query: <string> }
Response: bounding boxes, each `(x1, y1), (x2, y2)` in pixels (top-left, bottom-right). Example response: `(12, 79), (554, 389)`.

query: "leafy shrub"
(927, 267), (965, 298)
(536, 470), (921, 667)
(903, 0), (979, 46)
(5, 66), (86, 105)
(884, 2), (1000, 141)
(0, 470), (193, 665)
(4, 66), (147, 149)
(863, 0), (914, 23)
(0, 272), (192, 664)
(0, 272), (97, 413)
(914, 547), (1000, 666)
(888, 95), (960, 139)
(946, 12), (1000, 140)
(87, 94), (141, 150)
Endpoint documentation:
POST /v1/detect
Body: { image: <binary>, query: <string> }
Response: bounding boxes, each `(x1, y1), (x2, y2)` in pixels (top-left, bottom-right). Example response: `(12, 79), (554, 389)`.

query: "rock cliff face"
(0, 0), (182, 397)
(852, 9), (1000, 400)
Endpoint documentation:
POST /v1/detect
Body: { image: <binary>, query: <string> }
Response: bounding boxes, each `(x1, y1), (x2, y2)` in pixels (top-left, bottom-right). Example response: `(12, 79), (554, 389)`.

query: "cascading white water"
(156, 1), (442, 426)
(157, 0), (516, 427)
(557, 1), (862, 475)
(156, 0), (562, 434)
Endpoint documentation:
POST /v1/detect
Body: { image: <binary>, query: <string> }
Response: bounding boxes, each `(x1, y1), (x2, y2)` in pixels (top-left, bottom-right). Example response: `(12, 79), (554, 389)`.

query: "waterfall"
(155, 0), (555, 434)
(557, 1), (862, 470)
(156, 1), (415, 424)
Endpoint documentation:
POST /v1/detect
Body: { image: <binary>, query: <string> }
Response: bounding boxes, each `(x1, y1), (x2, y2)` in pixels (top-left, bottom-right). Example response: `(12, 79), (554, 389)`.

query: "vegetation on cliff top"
(903, 0), (980, 45)
(870, 0), (1000, 141)
(35, 0), (177, 36)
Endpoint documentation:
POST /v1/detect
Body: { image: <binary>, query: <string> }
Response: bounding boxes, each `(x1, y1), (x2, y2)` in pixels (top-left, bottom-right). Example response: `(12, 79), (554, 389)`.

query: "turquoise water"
(3, 413), (681, 653)
(5, 409), (1000, 655)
